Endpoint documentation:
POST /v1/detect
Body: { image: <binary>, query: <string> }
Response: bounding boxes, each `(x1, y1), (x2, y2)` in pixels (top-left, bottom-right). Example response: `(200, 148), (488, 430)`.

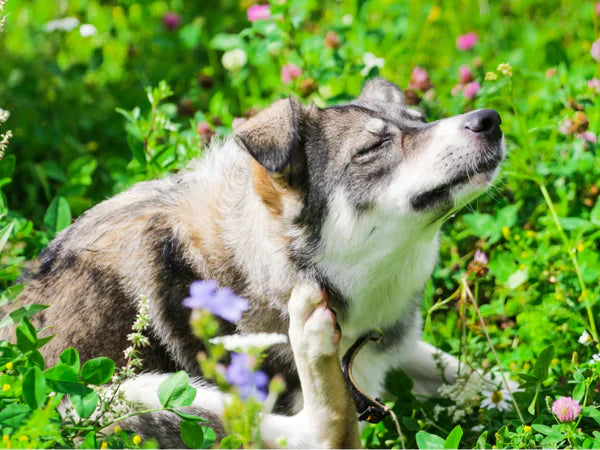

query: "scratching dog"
(2, 78), (504, 448)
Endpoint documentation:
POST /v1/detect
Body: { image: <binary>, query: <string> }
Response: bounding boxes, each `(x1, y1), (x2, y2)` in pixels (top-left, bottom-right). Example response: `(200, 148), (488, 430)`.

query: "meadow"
(0, 0), (599, 448)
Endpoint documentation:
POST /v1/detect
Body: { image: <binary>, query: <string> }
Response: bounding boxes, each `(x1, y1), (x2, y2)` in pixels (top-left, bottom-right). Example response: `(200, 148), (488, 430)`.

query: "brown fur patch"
(251, 160), (284, 216)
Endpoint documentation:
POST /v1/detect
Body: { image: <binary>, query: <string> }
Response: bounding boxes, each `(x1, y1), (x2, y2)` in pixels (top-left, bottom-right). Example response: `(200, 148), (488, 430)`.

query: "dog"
(2, 78), (504, 448)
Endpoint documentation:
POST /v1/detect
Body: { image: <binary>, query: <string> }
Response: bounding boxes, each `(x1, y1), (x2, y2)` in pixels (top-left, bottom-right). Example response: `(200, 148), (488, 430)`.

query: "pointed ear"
(234, 98), (304, 173)
(357, 78), (404, 104)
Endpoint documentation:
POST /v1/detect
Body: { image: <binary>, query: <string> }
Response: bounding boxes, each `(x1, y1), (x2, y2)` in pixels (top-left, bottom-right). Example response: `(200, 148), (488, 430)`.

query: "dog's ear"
(357, 78), (404, 105)
(234, 98), (304, 173)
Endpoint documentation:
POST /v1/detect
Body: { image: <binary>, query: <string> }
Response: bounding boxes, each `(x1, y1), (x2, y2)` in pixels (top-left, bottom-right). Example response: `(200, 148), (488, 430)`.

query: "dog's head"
(235, 78), (504, 236)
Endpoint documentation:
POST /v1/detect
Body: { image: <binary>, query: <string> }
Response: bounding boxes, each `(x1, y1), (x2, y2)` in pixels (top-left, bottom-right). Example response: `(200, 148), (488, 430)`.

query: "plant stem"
(461, 277), (525, 424)
(538, 182), (598, 342)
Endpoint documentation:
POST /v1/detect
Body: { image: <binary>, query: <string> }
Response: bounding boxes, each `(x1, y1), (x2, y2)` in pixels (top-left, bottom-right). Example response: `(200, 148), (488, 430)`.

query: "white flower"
(222, 49), (247, 72)
(579, 330), (592, 345)
(589, 353), (600, 365)
(210, 333), (288, 352)
(480, 379), (522, 412)
(79, 24), (97, 37)
(342, 14), (353, 26)
(361, 52), (384, 76)
(45, 17), (80, 32)
(0, 108), (9, 123)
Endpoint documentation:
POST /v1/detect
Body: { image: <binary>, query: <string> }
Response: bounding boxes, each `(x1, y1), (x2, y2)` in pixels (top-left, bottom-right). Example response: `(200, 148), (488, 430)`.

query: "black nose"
(463, 109), (502, 140)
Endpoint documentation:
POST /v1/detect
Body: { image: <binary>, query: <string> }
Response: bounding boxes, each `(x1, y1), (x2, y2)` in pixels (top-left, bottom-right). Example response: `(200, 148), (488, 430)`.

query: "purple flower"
(474, 249), (488, 264)
(281, 63), (301, 84)
(456, 32), (478, 51)
(579, 131), (597, 144)
(408, 66), (433, 91)
(591, 39), (600, 62)
(459, 65), (474, 84)
(589, 78), (600, 93)
(463, 82), (480, 99)
(183, 280), (249, 323)
(225, 353), (268, 401)
(247, 4), (271, 22)
(552, 396), (582, 422)
(162, 12), (181, 30)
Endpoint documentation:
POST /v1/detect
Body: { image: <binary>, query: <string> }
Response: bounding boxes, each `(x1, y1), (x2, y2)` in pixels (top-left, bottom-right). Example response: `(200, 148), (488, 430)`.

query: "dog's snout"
(463, 109), (502, 140)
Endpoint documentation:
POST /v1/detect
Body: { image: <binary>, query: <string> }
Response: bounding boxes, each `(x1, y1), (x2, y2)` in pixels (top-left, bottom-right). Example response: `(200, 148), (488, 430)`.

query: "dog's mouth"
(410, 150), (503, 211)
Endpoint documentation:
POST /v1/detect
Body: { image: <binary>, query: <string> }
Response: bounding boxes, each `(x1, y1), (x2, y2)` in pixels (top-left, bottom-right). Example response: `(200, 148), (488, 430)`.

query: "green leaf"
(16, 317), (38, 352)
(59, 348), (81, 372)
(219, 436), (242, 449)
(0, 404), (31, 428)
(209, 33), (244, 50)
(443, 425), (463, 449)
(80, 357), (115, 385)
(81, 431), (97, 449)
(572, 382), (585, 402)
(44, 364), (84, 394)
(527, 383), (540, 415)
(505, 269), (528, 290)
(43, 196), (72, 234)
(180, 421), (204, 448)
(169, 409), (209, 422)
(0, 221), (14, 253)
(0, 155), (16, 178)
(534, 345), (554, 381)
(582, 407), (600, 425)
(127, 134), (147, 167)
(416, 431), (445, 449)
(591, 197), (600, 226)
(71, 387), (99, 419)
(23, 366), (48, 409)
(475, 431), (488, 449)
(201, 426), (216, 448)
(0, 304), (48, 329)
(531, 424), (556, 435)
(158, 371), (197, 408)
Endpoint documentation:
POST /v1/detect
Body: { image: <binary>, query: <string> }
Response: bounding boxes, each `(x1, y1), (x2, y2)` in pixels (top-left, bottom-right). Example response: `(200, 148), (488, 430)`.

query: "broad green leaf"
(534, 345), (554, 381)
(59, 348), (81, 372)
(582, 407), (600, 425)
(180, 420), (205, 448)
(443, 425), (463, 449)
(23, 366), (48, 409)
(531, 424), (556, 435)
(572, 382), (585, 402)
(201, 426), (216, 448)
(0, 304), (48, 329)
(169, 409), (208, 422)
(71, 388), (99, 419)
(80, 357), (114, 385)
(591, 197), (600, 226)
(44, 196), (72, 234)
(219, 436), (243, 449)
(0, 404), (31, 428)
(475, 431), (488, 449)
(416, 431), (445, 449)
(209, 33), (244, 50)
(16, 317), (38, 352)
(81, 431), (97, 449)
(505, 269), (528, 290)
(44, 364), (84, 394)
(158, 371), (196, 408)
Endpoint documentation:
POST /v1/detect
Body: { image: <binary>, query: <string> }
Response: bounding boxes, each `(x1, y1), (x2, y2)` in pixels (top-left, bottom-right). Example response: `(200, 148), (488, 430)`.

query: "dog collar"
(341, 330), (391, 423)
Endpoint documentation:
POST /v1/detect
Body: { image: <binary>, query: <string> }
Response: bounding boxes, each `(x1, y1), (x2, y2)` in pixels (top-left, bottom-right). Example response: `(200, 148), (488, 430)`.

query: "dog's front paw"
(288, 282), (341, 362)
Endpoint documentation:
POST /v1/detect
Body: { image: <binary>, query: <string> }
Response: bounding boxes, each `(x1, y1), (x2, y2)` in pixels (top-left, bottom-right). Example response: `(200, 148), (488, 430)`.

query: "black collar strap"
(341, 330), (391, 423)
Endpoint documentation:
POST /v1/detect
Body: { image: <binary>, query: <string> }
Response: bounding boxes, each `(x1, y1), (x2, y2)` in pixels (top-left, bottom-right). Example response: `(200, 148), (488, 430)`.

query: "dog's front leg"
(262, 283), (361, 448)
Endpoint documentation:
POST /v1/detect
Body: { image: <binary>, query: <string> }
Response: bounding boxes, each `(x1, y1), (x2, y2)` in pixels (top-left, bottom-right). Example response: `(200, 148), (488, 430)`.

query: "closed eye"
(355, 138), (392, 158)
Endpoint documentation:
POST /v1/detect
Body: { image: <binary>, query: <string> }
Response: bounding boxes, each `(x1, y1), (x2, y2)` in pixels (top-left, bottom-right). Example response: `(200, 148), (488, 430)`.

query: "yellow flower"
(133, 435), (142, 445)
(485, 71), (498, 81)
(2, 435), (9, 443)
(577, 242), (584, 252)
(551, 358), (559, 365)
(520, 264), (526, 271)
(2, 384), (10, 392)
(426, 5), (441, 22)
(523, 425), (532, 433)
(497, 62), (513, 76)
(100, 442), (108, 449)
(502, 226), (510, 239)
(18, 436), (28, 442)
(521, 251), (528, 258)
(113, 426), (121, 434)
(5, 362), (13, 371)
(526, 230), (536, 238)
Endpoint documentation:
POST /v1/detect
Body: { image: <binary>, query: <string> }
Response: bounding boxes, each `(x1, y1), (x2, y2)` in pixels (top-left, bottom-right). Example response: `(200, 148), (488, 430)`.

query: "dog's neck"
(310, 188), (441, 339)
